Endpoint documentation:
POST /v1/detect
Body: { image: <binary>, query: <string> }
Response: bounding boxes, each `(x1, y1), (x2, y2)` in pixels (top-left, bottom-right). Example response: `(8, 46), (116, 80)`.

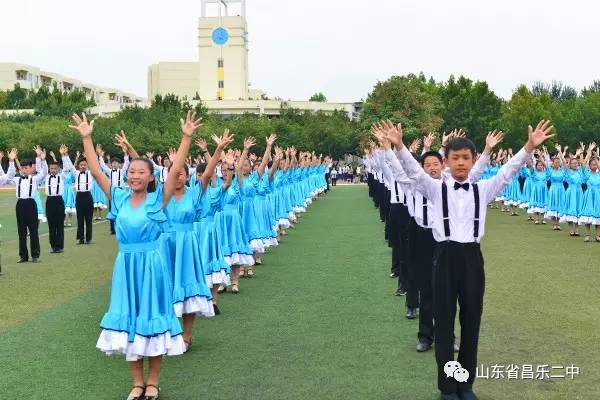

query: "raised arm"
(114, 130), (139, 159)
(96, 144), (111, 175)
(237, 137), (255, 186)
(258, 134), (277, 176)
(163, 111), (202, 207)
(68, 113), (112, 199)
(201, 130), (233, 191)
(269, 146), (283, 181)
(33, 146), (48, 181)
(0, 149), (17, 184)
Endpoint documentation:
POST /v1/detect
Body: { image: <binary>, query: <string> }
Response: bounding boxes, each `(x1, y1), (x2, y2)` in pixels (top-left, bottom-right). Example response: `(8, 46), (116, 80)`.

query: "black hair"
(196, 163), (207, 174)
(420, 151), (443, 166)
(21, 158), (34, 167)
(410, 152), (421, 163)
(111, 157), (122, 164)
(49, 160), (60, 166)
(128, 158), (156, 193)
(445, 137), (476, 158)
(168, 163), (190, 177)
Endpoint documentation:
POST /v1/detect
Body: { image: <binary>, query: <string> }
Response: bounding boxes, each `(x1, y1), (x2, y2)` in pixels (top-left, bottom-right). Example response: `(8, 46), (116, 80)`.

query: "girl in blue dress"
(545, 155), (566, 230)
(559, 153), (587, 236)
(92, 178), (108, 220)
(528, 158), (549, 224)
(519, 159), (534, 220)
(70, 112), (202, 400)
(252, 137), (279, 253)
(161, 132), (232, 351)
(579, 151), (600, 241)
(216, 140), (255, 294)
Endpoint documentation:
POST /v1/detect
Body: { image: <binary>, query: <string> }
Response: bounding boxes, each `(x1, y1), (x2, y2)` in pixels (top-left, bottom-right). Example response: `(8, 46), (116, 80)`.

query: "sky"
(2, 0), (599, 101)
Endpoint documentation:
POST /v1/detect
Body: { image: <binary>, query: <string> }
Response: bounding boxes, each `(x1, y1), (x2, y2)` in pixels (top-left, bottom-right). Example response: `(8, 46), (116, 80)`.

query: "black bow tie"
(454, 182), (470, 191)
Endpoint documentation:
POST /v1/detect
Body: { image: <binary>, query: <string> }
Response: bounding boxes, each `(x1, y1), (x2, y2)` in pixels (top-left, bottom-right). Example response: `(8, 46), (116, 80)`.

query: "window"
(218, 80), (224, 88)
(217, 58), (224, 68)
(16, 70), (28, 80)
(217, 92), (223, 100)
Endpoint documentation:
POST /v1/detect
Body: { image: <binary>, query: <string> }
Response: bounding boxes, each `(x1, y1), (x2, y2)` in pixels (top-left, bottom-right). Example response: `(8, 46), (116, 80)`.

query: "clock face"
(212, 27), (229, 45)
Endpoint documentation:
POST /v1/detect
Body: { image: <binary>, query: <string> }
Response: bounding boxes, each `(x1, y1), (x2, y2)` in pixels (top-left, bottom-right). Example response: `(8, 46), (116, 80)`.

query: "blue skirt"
(195, 216), (231, 287)
(215, 205), (254, 266)
(579, 186), (600, 225)
(62, 186), (76, 214)
(161, 225), (214, 318)
(545, 184), (565, 218)
(561, 185), (584, 222)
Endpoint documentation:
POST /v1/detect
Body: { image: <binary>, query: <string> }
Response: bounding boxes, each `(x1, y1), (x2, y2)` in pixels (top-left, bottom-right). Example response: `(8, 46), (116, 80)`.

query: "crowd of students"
(364, 120), (554, 400)
(0, 112), (330, 400)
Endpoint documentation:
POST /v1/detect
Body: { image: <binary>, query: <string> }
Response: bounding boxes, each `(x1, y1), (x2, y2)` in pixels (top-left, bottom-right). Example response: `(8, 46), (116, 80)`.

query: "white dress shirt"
(99, 156), (130, 188)
(74, 170), (93, 192)
(12, 158), (48, 199)
(397, 146), (531, 243)
(0, 161), (16, 185)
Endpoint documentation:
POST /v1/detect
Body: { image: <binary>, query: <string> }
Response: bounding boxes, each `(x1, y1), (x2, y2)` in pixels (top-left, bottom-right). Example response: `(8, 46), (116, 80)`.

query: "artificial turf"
(0, 186), (597, 399)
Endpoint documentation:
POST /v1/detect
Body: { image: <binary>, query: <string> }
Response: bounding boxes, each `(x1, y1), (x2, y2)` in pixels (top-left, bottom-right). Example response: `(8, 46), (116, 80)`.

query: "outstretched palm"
(68, 113), (94, 137)
(181, 111), (202, 137)
(528, 120), (555, 149)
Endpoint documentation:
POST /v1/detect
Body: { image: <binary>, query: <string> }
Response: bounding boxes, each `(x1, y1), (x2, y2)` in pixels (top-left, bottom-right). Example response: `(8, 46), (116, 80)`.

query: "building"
(0, 62), (145, 116)
(148, 0), (359, 119)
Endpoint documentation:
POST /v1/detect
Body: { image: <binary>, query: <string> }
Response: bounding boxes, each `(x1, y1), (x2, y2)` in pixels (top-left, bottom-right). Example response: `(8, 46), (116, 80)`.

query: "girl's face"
(590, 159), (598, 171)
(526, 159), (533, 168)
(220, 162), (230, 176)
(174, 169), (188, 189)
(242, 159), (252, 175)
(569, 158), (579, 170)
(128, 160), (154, 193)
(536, 161), (545, 172)
(552, 158), (561, 169)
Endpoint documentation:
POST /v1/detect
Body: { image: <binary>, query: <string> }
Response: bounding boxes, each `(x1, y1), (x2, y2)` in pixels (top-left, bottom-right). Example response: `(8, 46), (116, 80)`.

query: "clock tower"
(198, 0), (248, 101)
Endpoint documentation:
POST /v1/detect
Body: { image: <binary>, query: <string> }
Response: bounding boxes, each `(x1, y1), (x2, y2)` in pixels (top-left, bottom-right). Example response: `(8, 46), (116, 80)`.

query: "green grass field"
(0, 186), (598, 399)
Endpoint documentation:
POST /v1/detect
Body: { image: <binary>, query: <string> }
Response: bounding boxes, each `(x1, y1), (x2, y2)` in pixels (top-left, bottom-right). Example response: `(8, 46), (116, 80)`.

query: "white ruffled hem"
(288, 211), (297, 222)
(495, 196), (505, 201)
(278, 218), (291, 229)
(262, 237), (278, 248)
(544, 211), (560, 219)
(174, 296), (215, 318)
(579, 216), (600, 225)
(94, 203), (108, 209)
(96, 330), (185, 361)
(504, 200), (519, 206)
(225, 253), (255, 267)
(294, 206), (306, 213)
(249, 239), (265, 253)
(64, 207), (77, 215)
(528, 207), (545, 214)
(38, 214), (47, 222)
(559, 215), (578, 223)
(518, 202), (529, 209)
(205, 271), (231, 287)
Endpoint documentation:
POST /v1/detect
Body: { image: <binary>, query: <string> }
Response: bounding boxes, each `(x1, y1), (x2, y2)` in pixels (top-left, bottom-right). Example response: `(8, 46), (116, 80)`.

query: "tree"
(309, 92), (327, 102)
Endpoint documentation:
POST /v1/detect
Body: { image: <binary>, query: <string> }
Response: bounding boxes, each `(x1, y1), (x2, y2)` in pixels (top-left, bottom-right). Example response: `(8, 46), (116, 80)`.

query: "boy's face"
(21, 164), (35, 176)
(111, 161), (121, 170)
(49, 164), (59, 175)
(78, 161), (87, 172)
(423, 156), (443, 179)
(445, 149), (474, 181)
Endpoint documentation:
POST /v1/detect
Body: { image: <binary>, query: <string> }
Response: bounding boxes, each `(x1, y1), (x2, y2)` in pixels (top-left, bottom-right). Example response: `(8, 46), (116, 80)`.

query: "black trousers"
(402, 218), (419, 309)
(325, 172), (330, 192)
(76, 192), (93, 242)
(432, 241), (484, 394)
(367, 173), (374, 200)
(332, 177), (337, 186)
(16, 198), (40, 260)
(387, 203), (409, 273)
(46, 196), (65, 250)
(414, 225), (435, 345)
(379, 185), (390, 222)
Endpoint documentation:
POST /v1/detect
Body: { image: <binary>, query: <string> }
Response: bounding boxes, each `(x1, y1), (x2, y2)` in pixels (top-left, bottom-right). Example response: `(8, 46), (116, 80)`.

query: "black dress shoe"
(50, 248), (57, 254)
(16, 258), (28, 263)
(440, 393), (460, 400)
(213, 303), (221, 315)
(31, 258), (39, 263)
(55, 249), (64, 253)
(389, 272), (399, 278)
(458, 390), (479, 400)
(416, 341), (432, 352)
(77, 240), (84, 245)
(406, 308), (418, 319)
(395, 288), (407, 296)
(85, 240), (92, 244)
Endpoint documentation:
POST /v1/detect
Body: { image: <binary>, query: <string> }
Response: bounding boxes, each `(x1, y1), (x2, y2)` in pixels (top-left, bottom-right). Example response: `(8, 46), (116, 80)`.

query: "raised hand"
(68, 113), (94, 138)
(382, 120), (404, 148)
(96, 144), (105, 158)
(145, 152), (154, 159)
(49, 150), (56, 161)
(168, 147), (177, 162)
(266, 133), (277, 146)
(244, 137), (256, 150)
(423, 132), (436, 149)
(484, 130), (505, 153)
(8, 148), (18, 161)
(180, 111), (202, 137)
(195, 138), (208, 152)
(526, 120), (555, 152)
(33, 145), (43, 158)
(59, 144), (68, 156)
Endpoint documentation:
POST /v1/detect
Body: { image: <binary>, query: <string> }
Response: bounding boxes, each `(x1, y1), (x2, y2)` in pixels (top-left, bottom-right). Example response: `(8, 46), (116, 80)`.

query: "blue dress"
(33, 187), (46, 222)
(528, 169), (549, 214)
(239, 173), (265, 253)
(92, 180), (108, 209)
(195, 181), (231, 287)
(254, 172), (278, 248)
(215, 178), (255, 266)
(519, 167), (533, 210)
(504, 168), (522, 206)
(579, 169), (600, 225)
(561, 168), (586, 223)
(96, 187), (185, 361)
(62, 173), (77, 215)
(163, 186), (214, 318)
(545, 168), (566, 219)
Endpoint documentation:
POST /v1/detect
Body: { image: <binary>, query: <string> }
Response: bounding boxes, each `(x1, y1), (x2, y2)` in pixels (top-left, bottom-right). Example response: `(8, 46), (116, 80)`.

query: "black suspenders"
(422, 196), (428, 226)
(17, 177), (34, 199)
(394, 182), (400, 202)
(441, 181), (480, 239)
(79, 172), (89, 191)
(48, 175), (61, 196)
